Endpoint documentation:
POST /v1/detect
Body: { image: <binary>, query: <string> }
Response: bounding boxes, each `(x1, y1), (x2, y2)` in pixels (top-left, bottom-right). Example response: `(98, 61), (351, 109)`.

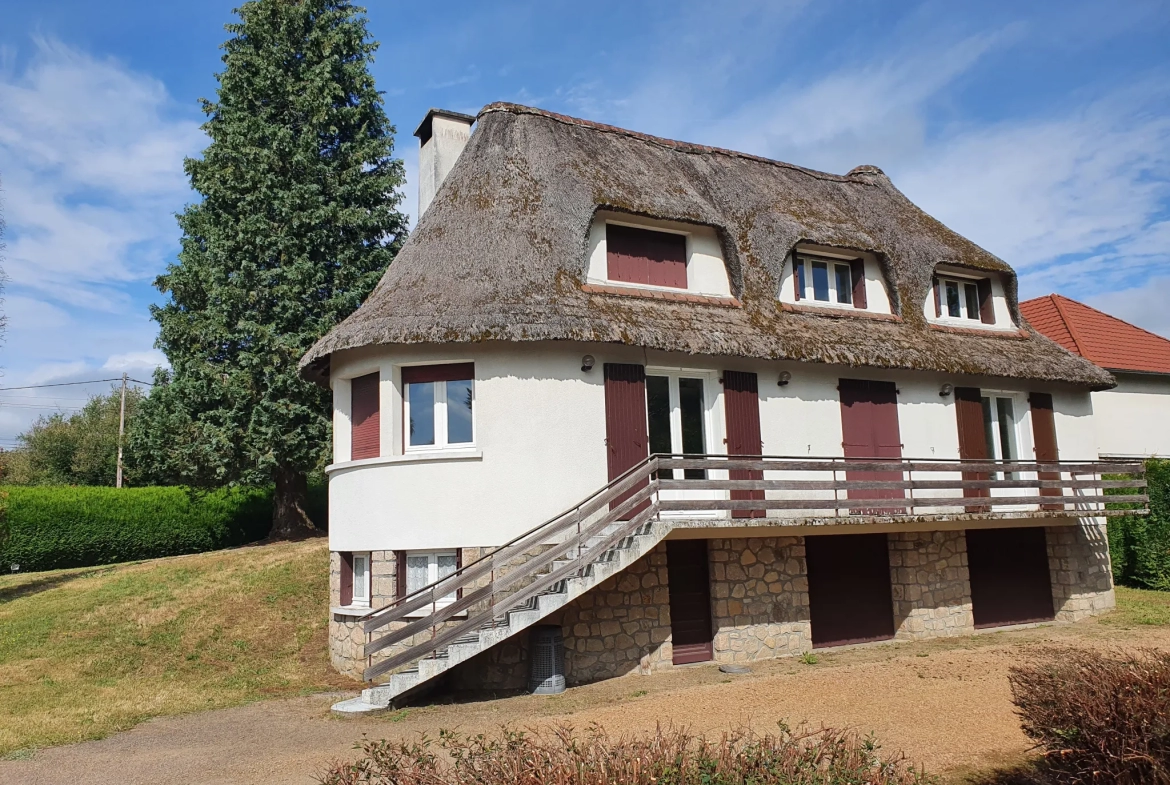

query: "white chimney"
(414, 108), (475, 219)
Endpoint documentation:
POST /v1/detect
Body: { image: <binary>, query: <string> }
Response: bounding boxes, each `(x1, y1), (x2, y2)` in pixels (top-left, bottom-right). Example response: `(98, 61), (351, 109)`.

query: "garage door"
(967, 527), (1054, 628)
(806, 533), (895, 647)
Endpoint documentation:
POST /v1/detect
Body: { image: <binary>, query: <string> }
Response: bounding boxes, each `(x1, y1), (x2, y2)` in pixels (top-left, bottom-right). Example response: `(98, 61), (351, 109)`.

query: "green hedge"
(1109, 459), (1170, 590)
(0, 483), (327, 573)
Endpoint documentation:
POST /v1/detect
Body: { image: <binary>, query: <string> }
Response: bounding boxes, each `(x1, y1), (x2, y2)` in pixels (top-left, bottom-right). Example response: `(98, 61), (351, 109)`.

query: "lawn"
(1104, 585), (1170, 627)
(0, 538), (355, 756)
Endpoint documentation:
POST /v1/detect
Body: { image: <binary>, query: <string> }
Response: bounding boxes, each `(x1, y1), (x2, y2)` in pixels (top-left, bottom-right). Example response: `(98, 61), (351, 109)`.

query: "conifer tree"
(134, 0), (407, 537)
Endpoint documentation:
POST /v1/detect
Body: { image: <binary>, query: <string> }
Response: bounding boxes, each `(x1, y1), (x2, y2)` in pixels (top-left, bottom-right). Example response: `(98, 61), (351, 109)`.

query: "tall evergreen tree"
(133, 0), (407, 537)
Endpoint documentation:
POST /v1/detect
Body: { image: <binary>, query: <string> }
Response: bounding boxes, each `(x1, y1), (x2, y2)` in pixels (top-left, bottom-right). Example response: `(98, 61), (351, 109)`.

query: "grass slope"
(0, 539), (356, 756)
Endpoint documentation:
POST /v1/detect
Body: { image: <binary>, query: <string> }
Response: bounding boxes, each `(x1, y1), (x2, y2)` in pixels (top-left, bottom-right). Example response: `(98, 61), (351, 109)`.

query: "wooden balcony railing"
(355, 455), (1146, 682)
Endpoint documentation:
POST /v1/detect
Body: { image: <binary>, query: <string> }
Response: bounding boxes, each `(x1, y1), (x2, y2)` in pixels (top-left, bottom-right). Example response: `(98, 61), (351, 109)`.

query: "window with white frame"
(980, 394), (1020, 478)
(793, 254), (867, 308)
(350, 553), (370, 607)
(402, 363), (474, 450)
(405, 550), (459, 604)
(932, 273), (996, 324)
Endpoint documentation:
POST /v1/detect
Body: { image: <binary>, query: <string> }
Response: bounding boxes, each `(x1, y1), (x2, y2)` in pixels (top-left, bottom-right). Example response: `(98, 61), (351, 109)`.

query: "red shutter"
(1030, 393), (1061, 509)
(793, 258), (802, 301)
(395, 551), (407, 598)
(977, 278), (995, 324)
(723, 370), (765, 518)
(350, 373), (380, 460)
(340, 552), (354, 606)
(455, 548), (463, 600)
(839, 379), (905, 512)
(606, 224), (687, 289)
(933, 276), (942, 317)
(954, 387), (990, 510)
(849, 259), (868, 309)
(401, 363), (474, 384)
(604, 363), (649, 515)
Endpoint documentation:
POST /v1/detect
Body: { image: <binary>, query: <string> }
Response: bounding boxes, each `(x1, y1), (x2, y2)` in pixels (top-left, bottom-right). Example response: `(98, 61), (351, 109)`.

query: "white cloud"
(0, 37), (204, 304)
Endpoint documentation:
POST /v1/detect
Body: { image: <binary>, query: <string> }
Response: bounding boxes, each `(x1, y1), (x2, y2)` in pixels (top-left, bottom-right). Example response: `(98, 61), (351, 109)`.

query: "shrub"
(318, 724), (934, 785)
(0, 485), (274, 572)
(1108, 459), (1170, 590)
(1008, 647), (1170, 784)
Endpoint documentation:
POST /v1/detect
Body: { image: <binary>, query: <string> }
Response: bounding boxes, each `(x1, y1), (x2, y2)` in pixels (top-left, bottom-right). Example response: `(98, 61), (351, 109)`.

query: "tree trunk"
(271, 466), (316, 540)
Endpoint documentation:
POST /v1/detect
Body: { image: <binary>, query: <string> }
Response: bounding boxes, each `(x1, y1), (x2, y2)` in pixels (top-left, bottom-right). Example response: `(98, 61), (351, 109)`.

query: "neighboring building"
(1021, 294), (1170, 459)
(301, 104), (1143, 713)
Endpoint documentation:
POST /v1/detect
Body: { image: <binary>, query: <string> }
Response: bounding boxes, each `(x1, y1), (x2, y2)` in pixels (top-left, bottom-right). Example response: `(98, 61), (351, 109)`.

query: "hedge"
(1108, 459), (1170, 590)
(0, 482), (327, 573)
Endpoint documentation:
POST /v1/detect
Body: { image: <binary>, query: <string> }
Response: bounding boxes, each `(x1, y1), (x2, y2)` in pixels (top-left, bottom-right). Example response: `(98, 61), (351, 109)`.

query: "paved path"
(3, 620), (1166, 784)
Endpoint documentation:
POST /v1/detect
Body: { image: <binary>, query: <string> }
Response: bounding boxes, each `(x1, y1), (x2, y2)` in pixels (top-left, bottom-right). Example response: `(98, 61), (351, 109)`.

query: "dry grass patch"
(0, 538), (355, 756)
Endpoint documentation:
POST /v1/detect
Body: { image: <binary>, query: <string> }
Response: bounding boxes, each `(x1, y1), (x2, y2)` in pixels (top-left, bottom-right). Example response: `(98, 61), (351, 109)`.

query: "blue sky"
(0, 0), (1168, 444)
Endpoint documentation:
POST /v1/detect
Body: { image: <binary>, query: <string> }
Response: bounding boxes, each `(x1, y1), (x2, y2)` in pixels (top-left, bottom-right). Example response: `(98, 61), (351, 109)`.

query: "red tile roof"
(1020, 294), (1170, 375)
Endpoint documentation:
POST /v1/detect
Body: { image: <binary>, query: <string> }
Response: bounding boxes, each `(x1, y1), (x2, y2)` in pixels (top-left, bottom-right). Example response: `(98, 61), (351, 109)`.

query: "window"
(933, 275), (995, 324)
(647, 373), (708, 479)
(350, 373), (380, 461)
(402, 363), (474, 450)
(405, 550), (459, 604)
(340, 552), (370, 607)
(981, 395), (1019, 478)
(793, 255), (866, 308)
(606, 223), (688, 289)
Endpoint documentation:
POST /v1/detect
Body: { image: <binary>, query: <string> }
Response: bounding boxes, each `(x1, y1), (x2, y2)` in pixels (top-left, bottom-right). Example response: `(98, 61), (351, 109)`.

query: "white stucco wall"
(585, 211), (732, 297)
(328, 340), (1101, 553)
(1092, 373), (1170, 458)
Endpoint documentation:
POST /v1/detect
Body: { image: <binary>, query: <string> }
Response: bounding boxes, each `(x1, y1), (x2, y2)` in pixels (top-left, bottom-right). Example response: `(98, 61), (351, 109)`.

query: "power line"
(0, 377), (155, 392)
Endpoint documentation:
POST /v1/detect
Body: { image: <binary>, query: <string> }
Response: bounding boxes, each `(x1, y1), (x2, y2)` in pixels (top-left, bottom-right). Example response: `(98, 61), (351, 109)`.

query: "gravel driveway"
(4, 617), (1166, 785)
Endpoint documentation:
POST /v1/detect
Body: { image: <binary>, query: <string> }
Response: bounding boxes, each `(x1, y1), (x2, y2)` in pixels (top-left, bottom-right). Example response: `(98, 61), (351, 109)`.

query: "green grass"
(1104, 585), (1170, 627)
(0, 539), (354, 755)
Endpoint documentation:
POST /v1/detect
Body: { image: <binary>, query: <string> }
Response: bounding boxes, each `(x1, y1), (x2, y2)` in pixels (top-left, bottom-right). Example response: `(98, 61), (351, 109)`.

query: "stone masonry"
(708, 537), (811, 661)
(331, 523), (1117, 691)
(1047, 522), (1115, 621)
(887, 531), (974, 640)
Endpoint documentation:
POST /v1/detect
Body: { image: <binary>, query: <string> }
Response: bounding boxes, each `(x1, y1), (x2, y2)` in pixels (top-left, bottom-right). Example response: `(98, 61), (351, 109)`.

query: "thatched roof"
(302, 103), (1113, 390)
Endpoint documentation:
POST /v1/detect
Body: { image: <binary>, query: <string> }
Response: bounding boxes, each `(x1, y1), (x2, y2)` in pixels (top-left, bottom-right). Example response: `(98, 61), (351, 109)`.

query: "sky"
(0, 0), (1168, 445)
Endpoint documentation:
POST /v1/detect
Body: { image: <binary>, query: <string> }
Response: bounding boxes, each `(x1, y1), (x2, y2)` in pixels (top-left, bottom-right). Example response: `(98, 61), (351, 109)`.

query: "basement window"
(405, 550), (459, 604)
(402, 363), (475, 450)
(340, 552), (370, 608)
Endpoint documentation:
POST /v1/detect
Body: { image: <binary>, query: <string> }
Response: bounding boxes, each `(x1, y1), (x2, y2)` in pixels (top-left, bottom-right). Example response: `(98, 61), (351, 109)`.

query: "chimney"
(414, 108), (475, 219)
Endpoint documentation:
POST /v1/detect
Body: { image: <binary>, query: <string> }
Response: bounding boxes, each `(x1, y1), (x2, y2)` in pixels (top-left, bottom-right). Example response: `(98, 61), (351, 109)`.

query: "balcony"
(649, 455), (1149, 525)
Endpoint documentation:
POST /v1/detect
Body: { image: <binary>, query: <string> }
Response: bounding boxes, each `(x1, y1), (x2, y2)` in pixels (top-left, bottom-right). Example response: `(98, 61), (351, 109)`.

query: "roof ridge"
(477, 102), (884, 187)
(1048, 294), (1086, 357)
(1055, 293), (1170, 348)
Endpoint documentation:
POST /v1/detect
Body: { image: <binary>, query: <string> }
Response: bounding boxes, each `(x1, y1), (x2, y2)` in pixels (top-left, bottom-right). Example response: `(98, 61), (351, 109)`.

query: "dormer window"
(932, 272), (995, 325)
(794, 255), (866, 308)
(606, 224), (687, 288)
(780, 246), (890, 314)
(585, 211), (732, 298)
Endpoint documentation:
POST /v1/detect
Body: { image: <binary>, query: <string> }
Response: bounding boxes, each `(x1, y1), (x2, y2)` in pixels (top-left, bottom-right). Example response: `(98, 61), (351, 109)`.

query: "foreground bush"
(1009, 647), (1170, 784)
(0, 485), (274, 572)
(319, 724), (933, 785)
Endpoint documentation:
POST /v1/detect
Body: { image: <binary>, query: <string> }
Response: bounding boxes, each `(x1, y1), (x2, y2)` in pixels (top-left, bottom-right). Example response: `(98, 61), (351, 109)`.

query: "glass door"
(646, 370), (719, 516)
(980, 393), (1032, 504)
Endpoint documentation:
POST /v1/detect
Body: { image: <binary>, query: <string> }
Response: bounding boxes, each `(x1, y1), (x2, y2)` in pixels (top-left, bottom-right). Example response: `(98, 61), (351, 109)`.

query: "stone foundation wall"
(888, 531), (974, 640)
(1047, 522), (1115, 622)
(709, 537), (811, 661)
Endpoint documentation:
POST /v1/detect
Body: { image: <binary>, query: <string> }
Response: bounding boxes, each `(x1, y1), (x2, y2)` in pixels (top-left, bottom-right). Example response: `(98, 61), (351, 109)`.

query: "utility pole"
(116, 372), (127, 488)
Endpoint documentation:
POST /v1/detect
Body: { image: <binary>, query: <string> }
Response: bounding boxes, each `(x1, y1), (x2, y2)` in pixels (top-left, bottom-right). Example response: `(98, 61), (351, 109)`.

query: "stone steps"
(332, 520), (669, 714)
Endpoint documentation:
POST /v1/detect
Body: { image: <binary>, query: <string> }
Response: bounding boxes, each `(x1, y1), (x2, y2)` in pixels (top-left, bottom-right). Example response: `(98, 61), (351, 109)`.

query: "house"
(1020, 294), (1170, 459)
(300, 104), (1148, 713)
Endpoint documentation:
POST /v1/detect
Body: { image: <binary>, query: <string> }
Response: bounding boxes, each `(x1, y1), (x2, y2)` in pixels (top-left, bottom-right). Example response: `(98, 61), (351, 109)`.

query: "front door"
(647, 370), (718, 516)
(667, 539), (714, 664)
(838, 379), (906, 513)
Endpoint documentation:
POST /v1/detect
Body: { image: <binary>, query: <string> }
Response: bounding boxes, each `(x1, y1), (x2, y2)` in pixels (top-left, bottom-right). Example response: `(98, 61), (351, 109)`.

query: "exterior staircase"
(332, 458), (666, 713)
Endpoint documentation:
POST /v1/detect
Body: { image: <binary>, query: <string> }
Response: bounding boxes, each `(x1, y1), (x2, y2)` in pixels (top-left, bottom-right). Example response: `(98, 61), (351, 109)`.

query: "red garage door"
(806, 533), (895, 647)
(967, 527), (1054, 628)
